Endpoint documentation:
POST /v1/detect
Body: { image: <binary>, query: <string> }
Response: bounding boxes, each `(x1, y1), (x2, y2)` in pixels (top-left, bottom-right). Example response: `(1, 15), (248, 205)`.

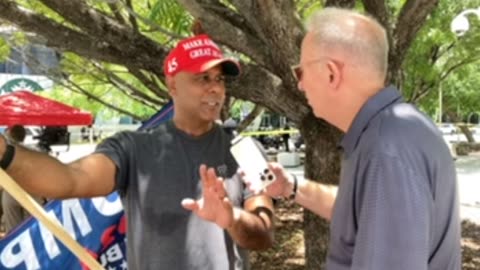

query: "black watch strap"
(289, 174), (298, 200)
(0, 137), (15, 170)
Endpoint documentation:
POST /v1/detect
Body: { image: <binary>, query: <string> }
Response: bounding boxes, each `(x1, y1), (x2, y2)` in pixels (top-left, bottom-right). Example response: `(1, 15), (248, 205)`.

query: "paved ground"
(455, 154), (480, 223)
(56, 143), (480, 223)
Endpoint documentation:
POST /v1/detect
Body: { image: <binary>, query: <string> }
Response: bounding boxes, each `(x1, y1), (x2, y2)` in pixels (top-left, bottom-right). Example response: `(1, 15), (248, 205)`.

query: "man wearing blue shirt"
(259, 7), (461, 270)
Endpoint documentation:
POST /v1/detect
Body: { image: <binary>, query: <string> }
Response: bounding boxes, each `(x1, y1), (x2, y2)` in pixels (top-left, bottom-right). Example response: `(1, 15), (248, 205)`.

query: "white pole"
(0, 169), (105, 270)
(439, 83), (443, 123)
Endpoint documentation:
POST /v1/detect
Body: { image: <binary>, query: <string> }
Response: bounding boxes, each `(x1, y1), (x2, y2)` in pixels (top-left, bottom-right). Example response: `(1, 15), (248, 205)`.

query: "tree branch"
(200, 1), (259, 40)
(63, 78), (144, 120)
(235, 0), (304, 81)
(361, 0), (390, 26)
(228, 64), (309, 123)
(201, 0), (305, 100)
(227, 1), (270, 42)
(116, 1), (186, 39)
(0, 1), (167, 74)
(16, 41), (162, 118)
(177, 0), (271, 66)
(38, 0), (167, 71)
(325, 0), (356, 8)
(39, 0), (131, 44)
(237, 104), (264, 132)
(0, 2), (118, 64)
(390, 0), (440, 80)
(361, 0), (392, 49)
(408, 42), (454, 101)
(19, 47), (144, 120)
(106, 76), (158, 110)
(90, 61), (164, 108)
(125, 0), (139, 32)
(411, 57), (480, 103)
(435, 42), (456, 61)
(439, 57), (480, 81)
(409, 80), (430, 103)
(107, 2), (126, 25)
(127, 68), (170, 99)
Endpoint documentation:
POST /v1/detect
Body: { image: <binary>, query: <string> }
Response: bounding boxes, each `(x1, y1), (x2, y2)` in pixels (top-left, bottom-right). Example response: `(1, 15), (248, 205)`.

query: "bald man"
(253, 7), (461, 270)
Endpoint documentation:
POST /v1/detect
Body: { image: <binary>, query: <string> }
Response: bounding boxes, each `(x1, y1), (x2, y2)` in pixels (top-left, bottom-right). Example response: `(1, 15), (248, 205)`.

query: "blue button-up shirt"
(326, 86), (461, 270)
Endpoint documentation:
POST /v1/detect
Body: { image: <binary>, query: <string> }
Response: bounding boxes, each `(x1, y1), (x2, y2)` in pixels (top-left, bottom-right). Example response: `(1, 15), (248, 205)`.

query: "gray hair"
(306, 8), (389, 78)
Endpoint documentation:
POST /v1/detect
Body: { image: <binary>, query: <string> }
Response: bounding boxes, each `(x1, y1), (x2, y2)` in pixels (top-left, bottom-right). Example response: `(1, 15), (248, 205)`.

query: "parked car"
(438, 123), (457, 135)
(23, 126), (42, 147)
(469, 125), (480, 135)
(0, 125), (41, 146)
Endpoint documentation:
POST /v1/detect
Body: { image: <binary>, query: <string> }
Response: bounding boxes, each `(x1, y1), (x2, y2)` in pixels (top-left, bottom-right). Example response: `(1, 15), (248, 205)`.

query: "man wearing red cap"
(0, 34), (274, 270)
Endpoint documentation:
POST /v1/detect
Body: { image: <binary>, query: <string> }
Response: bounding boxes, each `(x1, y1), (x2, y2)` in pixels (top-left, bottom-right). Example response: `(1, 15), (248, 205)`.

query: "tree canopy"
(1, 0), (479, 268)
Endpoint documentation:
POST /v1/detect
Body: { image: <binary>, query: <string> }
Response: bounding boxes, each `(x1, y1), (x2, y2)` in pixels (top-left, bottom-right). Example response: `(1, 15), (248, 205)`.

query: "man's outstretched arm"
(0, 135), (116, 199)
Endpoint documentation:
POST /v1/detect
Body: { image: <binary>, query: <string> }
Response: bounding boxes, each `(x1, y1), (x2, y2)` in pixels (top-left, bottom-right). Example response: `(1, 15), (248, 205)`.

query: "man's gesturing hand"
(181, 164), (235, 229)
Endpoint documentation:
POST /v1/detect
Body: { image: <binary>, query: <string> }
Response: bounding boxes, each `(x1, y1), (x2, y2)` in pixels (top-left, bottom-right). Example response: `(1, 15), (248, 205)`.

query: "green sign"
(0, 78), (43, 94)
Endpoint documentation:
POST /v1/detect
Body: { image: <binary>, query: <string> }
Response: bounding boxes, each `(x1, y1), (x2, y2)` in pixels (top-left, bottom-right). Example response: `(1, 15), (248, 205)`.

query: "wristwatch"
(0, 135), (15, 170)
(289, 174), (298, 200)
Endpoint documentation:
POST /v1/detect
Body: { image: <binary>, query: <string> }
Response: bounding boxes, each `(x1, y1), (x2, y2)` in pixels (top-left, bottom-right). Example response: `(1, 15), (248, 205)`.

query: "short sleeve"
(352, 153), (431, 270)
(95, 131), (136, 195)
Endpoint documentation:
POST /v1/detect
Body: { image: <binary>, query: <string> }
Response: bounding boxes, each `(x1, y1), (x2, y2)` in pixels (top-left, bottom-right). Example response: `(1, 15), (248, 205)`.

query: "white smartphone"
(230, 136), (275, 191)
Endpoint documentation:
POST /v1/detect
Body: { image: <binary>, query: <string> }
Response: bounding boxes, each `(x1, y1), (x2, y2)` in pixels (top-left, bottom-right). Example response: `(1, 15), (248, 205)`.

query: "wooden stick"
(0, 169), (105, 270)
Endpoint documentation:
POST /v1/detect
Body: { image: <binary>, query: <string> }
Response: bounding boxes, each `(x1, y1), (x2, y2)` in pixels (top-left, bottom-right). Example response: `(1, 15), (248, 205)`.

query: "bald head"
(306, 8), (389, 81)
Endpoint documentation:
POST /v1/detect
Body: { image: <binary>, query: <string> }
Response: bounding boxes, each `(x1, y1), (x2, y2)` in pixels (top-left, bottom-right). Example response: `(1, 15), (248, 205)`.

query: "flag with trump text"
(0, 193), (127, 270)
(0, 101), (174, 269)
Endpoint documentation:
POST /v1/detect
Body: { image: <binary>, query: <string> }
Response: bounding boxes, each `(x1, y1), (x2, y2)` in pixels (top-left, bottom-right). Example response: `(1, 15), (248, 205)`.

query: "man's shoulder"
(126, 122), (173, 138)
(357, 101), (450, 169)
(372, 102), (438, 142)
(97, 122), (174, 150)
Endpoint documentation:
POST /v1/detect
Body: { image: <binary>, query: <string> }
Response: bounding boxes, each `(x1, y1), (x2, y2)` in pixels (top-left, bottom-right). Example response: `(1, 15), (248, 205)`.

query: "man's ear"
(166, 76), (177, 96)
(326, 60), (342, 90)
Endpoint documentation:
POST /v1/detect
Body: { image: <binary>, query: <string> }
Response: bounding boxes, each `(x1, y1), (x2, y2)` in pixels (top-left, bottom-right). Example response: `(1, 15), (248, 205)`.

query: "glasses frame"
(291, 58), (344, 82)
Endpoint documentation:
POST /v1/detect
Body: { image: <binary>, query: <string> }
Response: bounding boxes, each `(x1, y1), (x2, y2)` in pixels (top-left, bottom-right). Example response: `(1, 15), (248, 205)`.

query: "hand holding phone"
(230, 136), (275, 192)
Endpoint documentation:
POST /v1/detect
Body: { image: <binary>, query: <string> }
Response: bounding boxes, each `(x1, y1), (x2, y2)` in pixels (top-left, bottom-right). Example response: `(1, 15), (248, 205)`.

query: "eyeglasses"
(291, 58), (344, 82)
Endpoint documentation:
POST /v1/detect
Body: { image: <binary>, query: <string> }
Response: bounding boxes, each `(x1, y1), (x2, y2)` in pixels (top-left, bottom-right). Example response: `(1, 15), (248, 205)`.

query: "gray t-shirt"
(96, 121), (250, 270)
(328, 86), (461, 270)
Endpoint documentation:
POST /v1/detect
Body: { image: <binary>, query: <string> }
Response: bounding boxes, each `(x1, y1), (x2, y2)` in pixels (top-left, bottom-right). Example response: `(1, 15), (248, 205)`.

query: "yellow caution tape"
(240, 129), (300, 136)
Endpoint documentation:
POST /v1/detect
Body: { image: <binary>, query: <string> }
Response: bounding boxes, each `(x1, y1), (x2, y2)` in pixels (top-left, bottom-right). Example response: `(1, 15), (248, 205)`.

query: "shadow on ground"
(251, 202), (480, 269)
(462, 220), (480, 270)
(250, 200), (305, 270)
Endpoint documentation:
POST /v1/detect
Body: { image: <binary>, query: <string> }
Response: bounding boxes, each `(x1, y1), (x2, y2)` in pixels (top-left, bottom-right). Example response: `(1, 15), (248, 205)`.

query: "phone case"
(230, 136), (275, 190)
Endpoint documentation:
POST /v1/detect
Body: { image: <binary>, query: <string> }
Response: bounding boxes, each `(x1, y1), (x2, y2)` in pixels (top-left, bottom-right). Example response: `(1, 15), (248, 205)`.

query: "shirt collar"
(340, 85), (403, 155)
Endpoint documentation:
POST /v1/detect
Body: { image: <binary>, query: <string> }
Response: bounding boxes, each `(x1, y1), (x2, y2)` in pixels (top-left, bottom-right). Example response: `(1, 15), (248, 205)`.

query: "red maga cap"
(163, 34), (240, 77)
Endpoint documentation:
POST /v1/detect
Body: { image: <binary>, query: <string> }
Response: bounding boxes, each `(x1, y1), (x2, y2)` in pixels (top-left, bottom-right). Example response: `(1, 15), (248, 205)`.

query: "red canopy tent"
(0, 91), (93, 126)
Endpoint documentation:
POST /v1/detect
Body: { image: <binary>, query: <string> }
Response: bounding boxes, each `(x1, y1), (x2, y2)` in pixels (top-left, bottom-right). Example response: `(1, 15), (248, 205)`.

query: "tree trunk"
(459, 125), (475, 143)
(300, 115), (343, 269)
(447, 112), (475, 143)
(0, 1), (444, 268)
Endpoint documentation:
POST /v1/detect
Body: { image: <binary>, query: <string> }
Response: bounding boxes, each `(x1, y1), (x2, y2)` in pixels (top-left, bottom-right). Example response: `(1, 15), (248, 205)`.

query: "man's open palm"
(182, 165), (234, 229)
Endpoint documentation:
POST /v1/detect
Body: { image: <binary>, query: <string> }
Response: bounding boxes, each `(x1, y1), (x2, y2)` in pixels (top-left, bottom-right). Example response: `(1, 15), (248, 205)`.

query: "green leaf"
(0, 36), (11, 61)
